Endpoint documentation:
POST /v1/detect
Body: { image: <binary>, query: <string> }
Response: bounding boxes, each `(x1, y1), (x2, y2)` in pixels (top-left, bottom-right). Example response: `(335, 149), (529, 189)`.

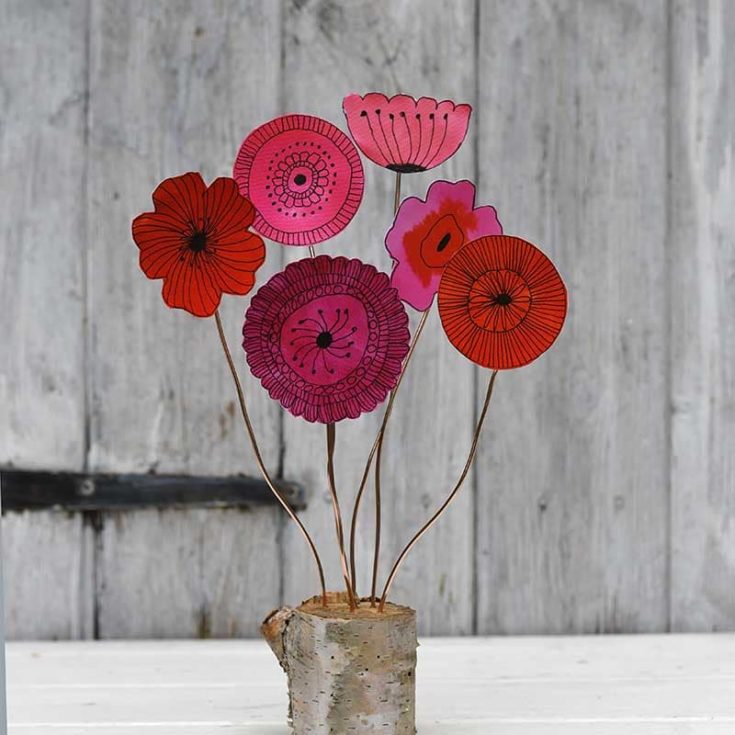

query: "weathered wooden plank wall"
(0, 0), (94, 639)
(86, 0), (284, 638)
(1, 0), (733, 638)
(474, 0), (670, 634)
(670, 0), (735, 631)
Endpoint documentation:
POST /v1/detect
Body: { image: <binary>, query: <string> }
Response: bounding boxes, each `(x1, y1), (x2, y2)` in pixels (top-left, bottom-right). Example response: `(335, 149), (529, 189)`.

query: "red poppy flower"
(243, 256), (410, 423)
(132, 172), (266, 317)
(438, 236), (567, 369)
(386, 179), (502, 310)
(342, 93), (471, 173)
(233, 114), (364, 246)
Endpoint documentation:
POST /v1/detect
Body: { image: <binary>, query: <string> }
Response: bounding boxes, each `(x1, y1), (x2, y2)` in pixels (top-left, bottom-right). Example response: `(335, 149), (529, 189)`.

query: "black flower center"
(294, 173), (307, 185)
(289, 308), (357, 376)
(387, 163), (426, 174)
(316, 331), (333, 348)
(437, 232), (451, 252)
(188, 231), (208, 253)
(493, 292), (513, 306)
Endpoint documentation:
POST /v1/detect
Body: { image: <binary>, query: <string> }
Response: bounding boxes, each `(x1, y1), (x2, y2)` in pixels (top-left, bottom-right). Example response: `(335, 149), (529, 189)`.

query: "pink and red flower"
(243, 255), (410, 423)
(233, 114), (364, 247)
(342, 93), (471, 173)
(385, 180), (502, 311)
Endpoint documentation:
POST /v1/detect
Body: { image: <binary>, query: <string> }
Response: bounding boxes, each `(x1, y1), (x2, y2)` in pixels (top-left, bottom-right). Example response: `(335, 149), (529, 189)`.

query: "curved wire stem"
(369, 311), (430, 606)
(370, 432), (385, 605)
(378, 370), (499, 611)
(348, 308), (430, 597)
(214, 310), (327, 607)
(325, 423), (357, 610)
(367, 170), (403, 604)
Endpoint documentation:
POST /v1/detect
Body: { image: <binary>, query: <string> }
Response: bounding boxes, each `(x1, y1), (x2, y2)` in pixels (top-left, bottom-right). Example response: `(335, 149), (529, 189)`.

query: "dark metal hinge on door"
(0, 470), (305, 513)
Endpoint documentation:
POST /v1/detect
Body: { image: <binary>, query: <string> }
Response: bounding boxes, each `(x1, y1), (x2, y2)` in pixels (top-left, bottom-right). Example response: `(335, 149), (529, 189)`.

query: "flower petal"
(133, 212), (184, 279)
(423, 101), (472, 170)
(204, 177), (255, 238)
(151, 172), (206, 229)
(342, 92), (393, 168)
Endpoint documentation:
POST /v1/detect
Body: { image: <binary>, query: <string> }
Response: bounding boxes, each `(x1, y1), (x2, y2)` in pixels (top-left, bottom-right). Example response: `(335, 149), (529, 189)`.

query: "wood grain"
(96, 507), (279, 638)
(0, 0), (93, 640)
(0, 487), (5, 732)
(86, 0), (283, 476)
(669, 0), (735, 631)
(474, 0), (670, 633)
(278, 0), (478, 635)
(1, 511), (94, 640)
(84, 0), (285, 636)
(0, 0), (87, 469)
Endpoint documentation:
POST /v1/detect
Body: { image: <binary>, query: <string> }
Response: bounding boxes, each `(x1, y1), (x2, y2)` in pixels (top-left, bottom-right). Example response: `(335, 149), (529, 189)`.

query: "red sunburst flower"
(132, 172), (266, 317)
(342, 93), (472, 173)
(438, 235), (567, 369)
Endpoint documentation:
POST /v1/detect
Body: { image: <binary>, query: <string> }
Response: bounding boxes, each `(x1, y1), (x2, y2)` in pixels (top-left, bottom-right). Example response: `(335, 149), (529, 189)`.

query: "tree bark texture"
(262, 592), (417, 734)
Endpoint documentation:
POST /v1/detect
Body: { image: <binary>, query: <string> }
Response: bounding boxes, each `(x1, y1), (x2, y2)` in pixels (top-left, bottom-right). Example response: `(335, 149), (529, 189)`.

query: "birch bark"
(262, 593), (417, 734)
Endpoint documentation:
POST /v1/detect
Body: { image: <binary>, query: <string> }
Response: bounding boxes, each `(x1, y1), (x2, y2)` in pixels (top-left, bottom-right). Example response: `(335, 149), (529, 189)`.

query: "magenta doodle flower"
(243, 255), (410, 423)
(233, 114), (364, 247)
(385, 179), (502, 311)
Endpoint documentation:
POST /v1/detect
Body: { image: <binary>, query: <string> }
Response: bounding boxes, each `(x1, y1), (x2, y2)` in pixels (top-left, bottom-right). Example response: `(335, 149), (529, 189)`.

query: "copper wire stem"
(214, 310), (327, 607)
(325, 423), (357, 609)
(348, 308), (430, 597)
(348, 169), (413, 599)
(370, 434), (384, 606)
(378, 370), (499, 611)
(393, 172), (402, 213)
(368, 169), (403, 605)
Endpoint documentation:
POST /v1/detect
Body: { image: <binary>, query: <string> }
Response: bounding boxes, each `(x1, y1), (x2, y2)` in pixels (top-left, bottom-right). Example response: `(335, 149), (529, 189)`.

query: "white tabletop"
(6, 634), (735, 734)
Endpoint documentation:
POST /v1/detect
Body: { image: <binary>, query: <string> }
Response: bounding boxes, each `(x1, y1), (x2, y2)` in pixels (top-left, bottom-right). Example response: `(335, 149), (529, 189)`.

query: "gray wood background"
(0, 0), (732, 639)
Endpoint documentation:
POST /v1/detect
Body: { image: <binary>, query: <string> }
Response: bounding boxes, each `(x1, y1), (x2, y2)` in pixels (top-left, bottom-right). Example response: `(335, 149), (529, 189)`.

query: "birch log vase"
(262, 592), (417, 734)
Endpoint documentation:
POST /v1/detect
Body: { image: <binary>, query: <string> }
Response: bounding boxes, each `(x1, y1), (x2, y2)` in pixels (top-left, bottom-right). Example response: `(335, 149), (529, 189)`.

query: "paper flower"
(132, 172), (266, 318)
(386, 180), (502, 311)
(243, 255), (410, 423)
(233, 114), (364, 247)
(438, 235), (567, 369)
(342, 93), (472, 173)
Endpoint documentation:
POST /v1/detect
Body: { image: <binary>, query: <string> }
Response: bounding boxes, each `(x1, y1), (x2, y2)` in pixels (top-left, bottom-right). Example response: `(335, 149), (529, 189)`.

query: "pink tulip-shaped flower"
(343, 93), (471, 173)
(386, 180), (502, 311)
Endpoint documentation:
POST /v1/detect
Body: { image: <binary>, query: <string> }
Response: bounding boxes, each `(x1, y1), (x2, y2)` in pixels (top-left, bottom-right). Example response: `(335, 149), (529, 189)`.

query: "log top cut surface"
(298, 592), (414, 621)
